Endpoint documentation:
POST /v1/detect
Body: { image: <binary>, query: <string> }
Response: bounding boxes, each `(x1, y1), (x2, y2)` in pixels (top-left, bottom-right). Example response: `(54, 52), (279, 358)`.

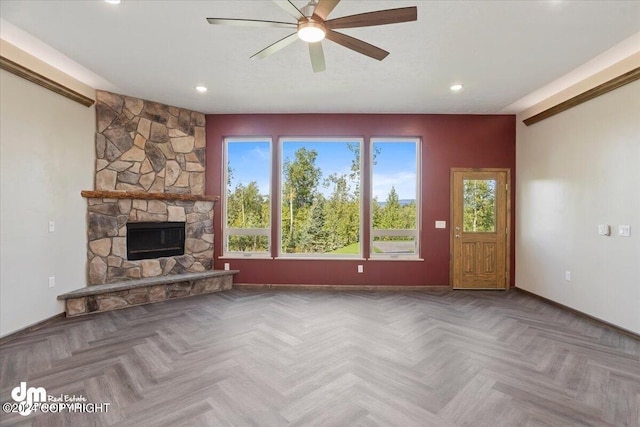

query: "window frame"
(222, 137), (273, 258)
(369, 137), (422, 260)
(277, 137), (364, 259)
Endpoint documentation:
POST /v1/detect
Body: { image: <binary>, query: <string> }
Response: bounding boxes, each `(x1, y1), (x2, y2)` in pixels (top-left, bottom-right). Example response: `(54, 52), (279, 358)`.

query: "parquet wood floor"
(1, 289), (638, 426)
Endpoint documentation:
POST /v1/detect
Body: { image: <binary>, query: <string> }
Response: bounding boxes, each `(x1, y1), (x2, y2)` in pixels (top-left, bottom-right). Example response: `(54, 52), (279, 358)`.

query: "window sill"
(219, 256), (424, 262)
(219, 255), (273, 260)
(274, 257), (367, 261)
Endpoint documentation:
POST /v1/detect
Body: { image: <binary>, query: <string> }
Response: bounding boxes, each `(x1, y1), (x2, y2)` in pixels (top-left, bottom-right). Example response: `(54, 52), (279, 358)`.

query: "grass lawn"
(327, 242), (384, 254)
(328, 242), (361, 254)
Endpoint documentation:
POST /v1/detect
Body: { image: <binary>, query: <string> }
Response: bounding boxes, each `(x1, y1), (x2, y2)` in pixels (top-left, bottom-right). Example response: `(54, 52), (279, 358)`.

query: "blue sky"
(282, 140), (358, 197)
(227, 140), (271, 194)
(372, 141), (417, 200)
(227, 139), (417, 200)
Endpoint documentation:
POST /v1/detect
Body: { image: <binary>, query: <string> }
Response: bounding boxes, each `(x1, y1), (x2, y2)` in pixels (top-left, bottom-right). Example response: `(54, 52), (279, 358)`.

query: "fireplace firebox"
(126, 222), (186, 261)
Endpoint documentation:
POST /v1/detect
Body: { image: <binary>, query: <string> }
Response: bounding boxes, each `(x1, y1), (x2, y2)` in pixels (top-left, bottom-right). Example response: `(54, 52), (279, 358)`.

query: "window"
(279, 138), (363, 257)
(224, 136), (421, 260)
(463, 179), (496, 233)
(370, 138), (420, 258)
(223, 138), (271, 256)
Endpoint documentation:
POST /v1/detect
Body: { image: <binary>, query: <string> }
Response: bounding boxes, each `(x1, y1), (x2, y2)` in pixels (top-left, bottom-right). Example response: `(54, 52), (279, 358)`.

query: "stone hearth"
(58, 271), (237, 317)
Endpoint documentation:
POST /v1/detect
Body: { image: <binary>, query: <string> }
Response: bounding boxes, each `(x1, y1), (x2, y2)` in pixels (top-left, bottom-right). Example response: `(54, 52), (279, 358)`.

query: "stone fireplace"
(58, 91), (236, 317)
(84, 91), (216, 285)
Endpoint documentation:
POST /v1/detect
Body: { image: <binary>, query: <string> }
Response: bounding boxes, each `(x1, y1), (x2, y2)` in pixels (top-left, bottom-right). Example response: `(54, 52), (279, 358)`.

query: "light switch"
(435, 221), (447, 229)
(48, 221), (55, 232)
(618, 225), (631, 237)
(598, 224), (610, 236)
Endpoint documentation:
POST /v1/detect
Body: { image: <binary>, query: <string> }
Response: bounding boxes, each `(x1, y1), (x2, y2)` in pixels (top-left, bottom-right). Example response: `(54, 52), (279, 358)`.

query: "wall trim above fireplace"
(0, 55), (95, 107)
(81, 190), (219, 202)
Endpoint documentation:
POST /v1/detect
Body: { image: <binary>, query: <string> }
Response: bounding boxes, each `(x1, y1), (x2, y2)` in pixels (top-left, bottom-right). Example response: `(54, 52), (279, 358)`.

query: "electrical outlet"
(618, 225), (631, 237)
(357, 265), (363, 273)
(565, 271), (571, 281)
(48, 276), (55, 288)
(224, 263), (230, 271)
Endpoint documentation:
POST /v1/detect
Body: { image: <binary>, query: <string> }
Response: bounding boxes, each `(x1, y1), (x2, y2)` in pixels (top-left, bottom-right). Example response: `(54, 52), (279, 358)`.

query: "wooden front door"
(451, 168), (510, 289)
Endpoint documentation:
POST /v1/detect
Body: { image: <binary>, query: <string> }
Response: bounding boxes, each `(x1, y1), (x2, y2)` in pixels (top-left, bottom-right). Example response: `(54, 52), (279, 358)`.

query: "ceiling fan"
(207, 0), (417, 72)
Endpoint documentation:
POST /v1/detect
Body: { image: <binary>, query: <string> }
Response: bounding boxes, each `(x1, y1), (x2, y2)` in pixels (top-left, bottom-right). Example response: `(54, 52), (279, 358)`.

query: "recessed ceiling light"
(104, 0), (121, 4)
(195, 85), (208, 93)
(450, 83), (463, 92)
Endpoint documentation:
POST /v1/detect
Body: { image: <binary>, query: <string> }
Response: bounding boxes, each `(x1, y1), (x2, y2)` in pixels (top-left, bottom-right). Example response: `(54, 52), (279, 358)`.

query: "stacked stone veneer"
(95, 90), (206, 194)
(87, 91), (214, 285)
(87, 198), (214, 284)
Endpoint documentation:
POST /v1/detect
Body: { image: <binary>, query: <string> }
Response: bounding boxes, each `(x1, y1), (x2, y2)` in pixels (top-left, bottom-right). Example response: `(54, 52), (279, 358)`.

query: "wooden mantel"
(81, 190), (219, 202)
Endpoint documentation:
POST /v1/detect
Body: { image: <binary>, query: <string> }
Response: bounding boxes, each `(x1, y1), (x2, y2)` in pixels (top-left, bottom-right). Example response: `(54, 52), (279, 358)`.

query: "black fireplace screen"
(126, 222), (185, 261)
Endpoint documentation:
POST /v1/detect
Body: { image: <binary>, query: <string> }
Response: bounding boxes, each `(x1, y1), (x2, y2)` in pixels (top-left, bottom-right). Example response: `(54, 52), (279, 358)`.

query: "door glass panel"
(463, 179), (496, 232)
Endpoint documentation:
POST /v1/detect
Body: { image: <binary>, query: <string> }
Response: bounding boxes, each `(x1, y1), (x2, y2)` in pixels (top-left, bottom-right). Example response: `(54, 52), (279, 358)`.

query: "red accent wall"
(206, 114), (515, 287)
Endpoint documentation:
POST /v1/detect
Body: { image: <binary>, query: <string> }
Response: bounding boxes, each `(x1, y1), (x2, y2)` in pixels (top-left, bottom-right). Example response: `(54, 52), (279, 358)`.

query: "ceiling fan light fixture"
(207, 2), (418, 70)
(298, 21), (326, 43)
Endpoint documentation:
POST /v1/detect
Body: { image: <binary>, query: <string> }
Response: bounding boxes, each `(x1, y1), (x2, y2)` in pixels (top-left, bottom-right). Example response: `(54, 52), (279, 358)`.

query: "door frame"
(449, 167), (511, 290)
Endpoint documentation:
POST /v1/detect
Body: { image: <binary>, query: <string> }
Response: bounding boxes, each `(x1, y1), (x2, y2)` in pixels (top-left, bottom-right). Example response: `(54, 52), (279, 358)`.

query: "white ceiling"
(1, 1), (639, 114)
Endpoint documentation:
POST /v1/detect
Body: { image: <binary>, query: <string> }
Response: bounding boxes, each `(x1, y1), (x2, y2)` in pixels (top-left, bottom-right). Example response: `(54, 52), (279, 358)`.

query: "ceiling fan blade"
(250, 33), (299, 60)
(312, 0), (340, 21)
(272, 0), (305, 20)
(325, 30), (389, 61)
(309, 43), (326, 73)
(325, 6), (417, 30)
(206, 18), (297, 29)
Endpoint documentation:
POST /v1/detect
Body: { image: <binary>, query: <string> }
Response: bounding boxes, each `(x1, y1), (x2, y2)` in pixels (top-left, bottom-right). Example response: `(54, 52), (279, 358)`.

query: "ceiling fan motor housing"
(302, 0), (318, 18)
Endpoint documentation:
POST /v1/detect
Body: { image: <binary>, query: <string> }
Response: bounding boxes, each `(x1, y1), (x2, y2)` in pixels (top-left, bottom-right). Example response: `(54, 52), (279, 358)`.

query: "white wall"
(516, 79), (640, 334)
(0, 69), (95, 337)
